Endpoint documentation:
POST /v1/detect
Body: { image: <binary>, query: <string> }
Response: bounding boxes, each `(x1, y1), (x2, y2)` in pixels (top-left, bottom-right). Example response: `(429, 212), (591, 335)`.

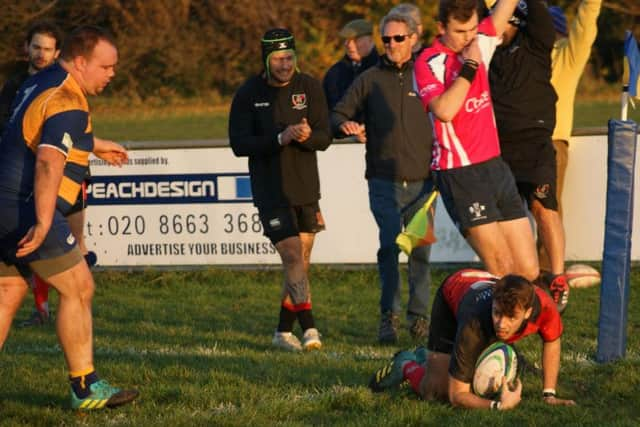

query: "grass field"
(91, 100), (640, 141)
(1, 266), (639, 426)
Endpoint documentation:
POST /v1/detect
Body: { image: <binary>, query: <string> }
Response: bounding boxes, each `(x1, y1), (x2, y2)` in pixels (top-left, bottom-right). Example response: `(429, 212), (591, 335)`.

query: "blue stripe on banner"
(235, 176), (252, 198)
(87, 173), (253, 205)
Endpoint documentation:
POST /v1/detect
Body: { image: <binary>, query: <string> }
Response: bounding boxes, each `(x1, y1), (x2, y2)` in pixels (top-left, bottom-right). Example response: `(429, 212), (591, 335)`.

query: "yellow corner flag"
(396, 190), (438, 256)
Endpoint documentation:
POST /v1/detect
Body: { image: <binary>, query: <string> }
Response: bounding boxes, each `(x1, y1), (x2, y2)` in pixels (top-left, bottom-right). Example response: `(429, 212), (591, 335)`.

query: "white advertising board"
(85, 135), (639, 266)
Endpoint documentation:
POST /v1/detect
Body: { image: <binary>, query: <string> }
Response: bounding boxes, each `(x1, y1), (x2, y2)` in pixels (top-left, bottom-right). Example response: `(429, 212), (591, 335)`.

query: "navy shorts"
(435, 157), (526, 234)
(426, 284), (457, 354)
(258, 201), (326, 245)
(501, 141), (558, 211)
(0, 198), (79, 277)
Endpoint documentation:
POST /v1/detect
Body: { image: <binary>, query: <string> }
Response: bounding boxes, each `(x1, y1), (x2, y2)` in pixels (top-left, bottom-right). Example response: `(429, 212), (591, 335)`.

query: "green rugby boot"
(369, 350), (417, 392)
(414, 346), (428, 366)
(71, 379), (139, 410)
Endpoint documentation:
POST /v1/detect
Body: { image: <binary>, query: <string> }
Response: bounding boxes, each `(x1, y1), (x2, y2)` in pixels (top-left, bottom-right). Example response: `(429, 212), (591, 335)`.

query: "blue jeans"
(368, 177), (434, 317)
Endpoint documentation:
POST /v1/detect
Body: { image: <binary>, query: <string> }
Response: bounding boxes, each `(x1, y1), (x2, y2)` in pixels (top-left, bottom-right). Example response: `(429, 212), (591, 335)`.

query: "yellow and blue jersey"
(0, 63), (94, 215)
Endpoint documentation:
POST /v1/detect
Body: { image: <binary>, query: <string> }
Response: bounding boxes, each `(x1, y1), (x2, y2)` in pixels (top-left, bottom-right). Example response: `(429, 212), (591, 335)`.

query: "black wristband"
(464, 58), (480, 69)
(459, 62), (477, 83)
(543, 391), (557, 398)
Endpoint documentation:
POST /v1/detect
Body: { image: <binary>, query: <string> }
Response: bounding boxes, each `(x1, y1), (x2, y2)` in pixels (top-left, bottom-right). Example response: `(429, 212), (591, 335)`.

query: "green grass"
(574, 100), (640, 128)
(91, 99), (640, 141)
(1, 266), (639, 426)
(92, 111), (228, 142)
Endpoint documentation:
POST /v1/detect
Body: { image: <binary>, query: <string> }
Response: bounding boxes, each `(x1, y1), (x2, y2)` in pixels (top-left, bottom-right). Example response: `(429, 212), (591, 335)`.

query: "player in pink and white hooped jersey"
(415, 17), (500, 170)
(413, 0), (539, 282)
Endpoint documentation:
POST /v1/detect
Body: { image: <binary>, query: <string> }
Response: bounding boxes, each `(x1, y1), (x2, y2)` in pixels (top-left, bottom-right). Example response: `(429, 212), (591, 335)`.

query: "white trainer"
(302, 328), (322, 351)
(272, 331), (302, 352)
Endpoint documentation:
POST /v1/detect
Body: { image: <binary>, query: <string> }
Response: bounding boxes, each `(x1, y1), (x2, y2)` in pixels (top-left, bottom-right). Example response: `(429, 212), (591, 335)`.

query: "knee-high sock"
(403, 361), (425, 394)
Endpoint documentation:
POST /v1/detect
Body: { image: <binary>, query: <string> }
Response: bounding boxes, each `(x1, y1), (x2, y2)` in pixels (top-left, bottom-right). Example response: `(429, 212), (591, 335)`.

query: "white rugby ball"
(472, 342), (518, 399)
(565, 264), (601, 289)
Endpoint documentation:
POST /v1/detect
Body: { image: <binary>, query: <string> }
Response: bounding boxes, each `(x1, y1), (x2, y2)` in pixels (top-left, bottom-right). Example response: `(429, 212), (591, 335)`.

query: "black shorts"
(435, 157), (526, 234)
(501, 141), (558, 211)
(426, 285), (457, 354)
(258, 201), (326, 245)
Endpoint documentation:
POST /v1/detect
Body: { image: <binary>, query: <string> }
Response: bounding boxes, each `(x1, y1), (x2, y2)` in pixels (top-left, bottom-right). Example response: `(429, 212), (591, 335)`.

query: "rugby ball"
(565, 264), (601, 289)
(472, 342), (518, 399)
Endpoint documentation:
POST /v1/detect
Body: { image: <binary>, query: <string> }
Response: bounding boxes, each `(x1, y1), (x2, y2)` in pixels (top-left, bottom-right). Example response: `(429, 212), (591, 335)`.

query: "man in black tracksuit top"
(229, 28), (331, 352)
(488, 0), (569, 308)
(331, 13), (434, 344)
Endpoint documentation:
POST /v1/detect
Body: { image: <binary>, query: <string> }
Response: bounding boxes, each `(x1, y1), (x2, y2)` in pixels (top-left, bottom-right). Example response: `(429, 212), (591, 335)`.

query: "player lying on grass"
(369, 269), (576, 410)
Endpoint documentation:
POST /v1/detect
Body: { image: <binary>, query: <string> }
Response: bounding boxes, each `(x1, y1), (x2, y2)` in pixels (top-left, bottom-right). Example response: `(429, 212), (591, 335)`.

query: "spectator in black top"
(229, 28), (331, 352)
(323, 19), (379, 111)
(0, 21), (61, 134)
(487, 0), (569, 313)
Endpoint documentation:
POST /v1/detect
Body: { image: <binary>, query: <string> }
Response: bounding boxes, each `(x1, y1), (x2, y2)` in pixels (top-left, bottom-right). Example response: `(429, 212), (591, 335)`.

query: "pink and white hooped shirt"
(415, 17), (502, 171)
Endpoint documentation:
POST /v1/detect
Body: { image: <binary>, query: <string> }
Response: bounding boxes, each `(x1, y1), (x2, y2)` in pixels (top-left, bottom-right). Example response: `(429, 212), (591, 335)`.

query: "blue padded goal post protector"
(597, 119), (638, 363)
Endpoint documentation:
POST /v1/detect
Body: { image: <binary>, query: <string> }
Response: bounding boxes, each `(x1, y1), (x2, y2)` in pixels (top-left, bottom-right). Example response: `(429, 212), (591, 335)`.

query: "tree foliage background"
(0, 0), (637, 101)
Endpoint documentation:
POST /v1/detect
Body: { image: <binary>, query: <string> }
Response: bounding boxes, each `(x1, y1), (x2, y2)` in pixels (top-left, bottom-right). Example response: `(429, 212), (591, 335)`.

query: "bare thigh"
(465, 222), (514, 277)
(497, 217), (539, 280)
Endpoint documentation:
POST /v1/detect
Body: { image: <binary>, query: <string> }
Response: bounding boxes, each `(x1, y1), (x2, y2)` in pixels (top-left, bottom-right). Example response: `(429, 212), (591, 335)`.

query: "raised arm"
(491, 0), (522, 38)
(564, 0), (602, 69)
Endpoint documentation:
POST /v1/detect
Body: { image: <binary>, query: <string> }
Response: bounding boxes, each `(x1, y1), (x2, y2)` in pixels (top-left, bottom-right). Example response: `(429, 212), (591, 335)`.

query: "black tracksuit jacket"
(489, 0), (558, 143)
(228, 72), (331, 209)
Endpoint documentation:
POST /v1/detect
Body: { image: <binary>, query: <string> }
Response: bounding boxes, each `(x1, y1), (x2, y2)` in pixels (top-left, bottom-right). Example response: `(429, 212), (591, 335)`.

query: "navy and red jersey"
(438, 269), (563, 383)
(442, 268), (563, 343)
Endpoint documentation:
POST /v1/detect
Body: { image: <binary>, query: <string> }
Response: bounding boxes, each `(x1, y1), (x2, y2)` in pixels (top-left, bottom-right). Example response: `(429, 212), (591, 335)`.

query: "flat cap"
(339, 19), (373, 39)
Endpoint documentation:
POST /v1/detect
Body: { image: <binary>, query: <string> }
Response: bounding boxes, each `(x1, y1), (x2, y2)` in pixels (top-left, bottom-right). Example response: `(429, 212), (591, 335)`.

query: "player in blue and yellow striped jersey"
(0, 25), (137, 411)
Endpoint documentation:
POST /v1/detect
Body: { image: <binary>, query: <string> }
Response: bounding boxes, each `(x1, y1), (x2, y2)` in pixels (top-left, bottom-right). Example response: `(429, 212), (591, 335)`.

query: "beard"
(269, 67), (294, 85)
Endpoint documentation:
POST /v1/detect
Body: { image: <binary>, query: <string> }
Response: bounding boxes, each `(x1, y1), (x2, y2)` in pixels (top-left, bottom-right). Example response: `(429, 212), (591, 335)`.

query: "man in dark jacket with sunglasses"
(331, 12), (434, 345)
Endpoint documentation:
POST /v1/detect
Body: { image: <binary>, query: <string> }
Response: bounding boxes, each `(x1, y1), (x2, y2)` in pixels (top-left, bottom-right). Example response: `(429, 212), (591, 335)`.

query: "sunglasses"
(381, 34), (411, 44)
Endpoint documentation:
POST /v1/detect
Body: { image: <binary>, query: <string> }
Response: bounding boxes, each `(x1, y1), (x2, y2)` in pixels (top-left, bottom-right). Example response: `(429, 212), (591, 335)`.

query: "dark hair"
(60, 25), (116, 61)
(26, 21), (63, 49)
(438, 0), (481, 26)
(492, 275), (535, 317)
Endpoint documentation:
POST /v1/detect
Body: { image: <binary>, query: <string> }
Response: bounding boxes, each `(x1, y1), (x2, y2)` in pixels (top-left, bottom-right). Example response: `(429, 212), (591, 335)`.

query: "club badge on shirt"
(291, 93), (307, 110)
